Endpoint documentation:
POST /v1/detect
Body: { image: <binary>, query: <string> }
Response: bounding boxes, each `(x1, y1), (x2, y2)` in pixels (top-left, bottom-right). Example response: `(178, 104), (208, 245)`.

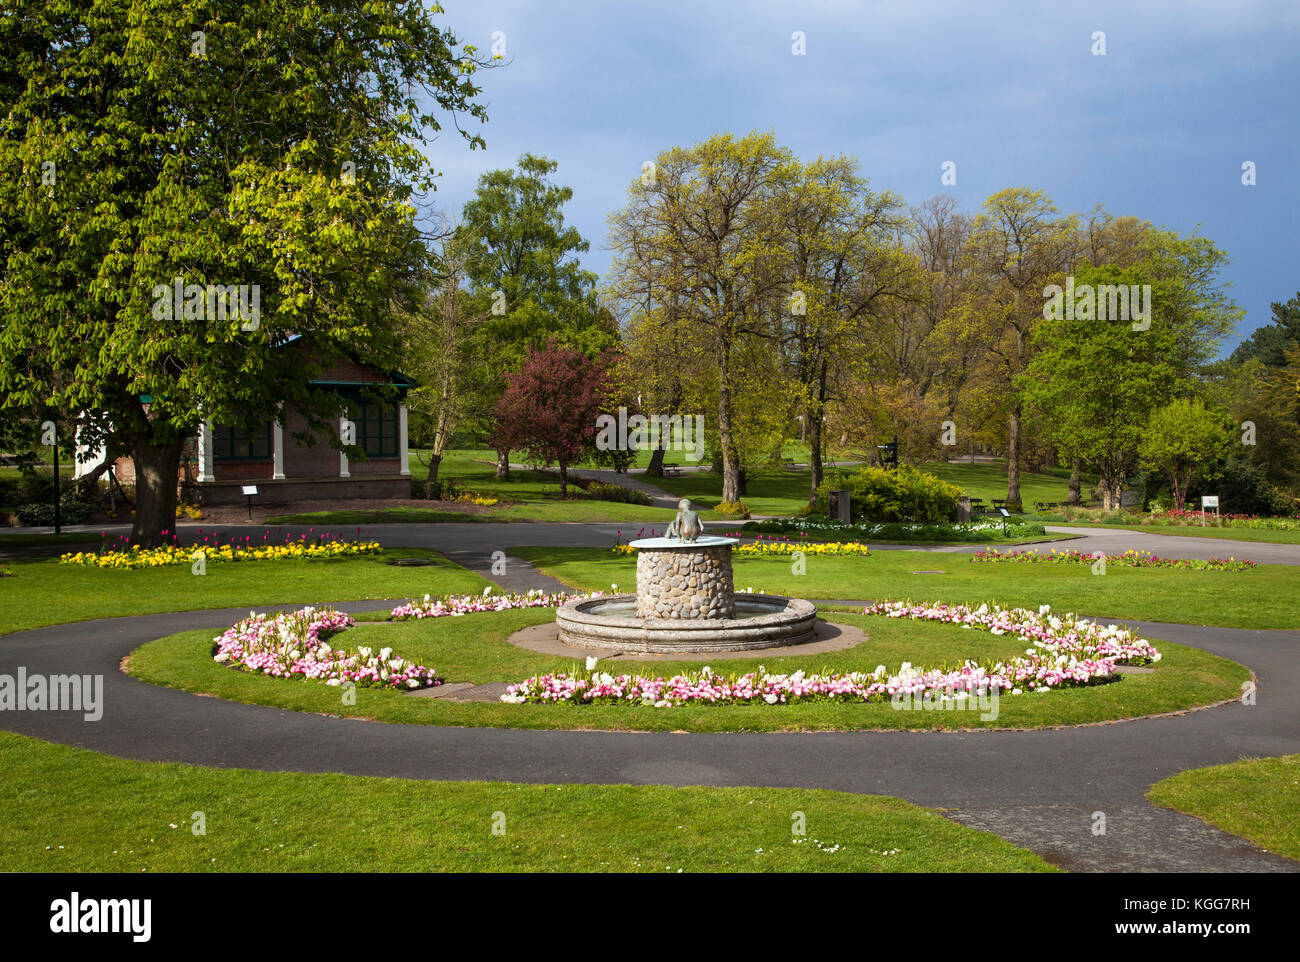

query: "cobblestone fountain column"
(633, 537), (737, 619)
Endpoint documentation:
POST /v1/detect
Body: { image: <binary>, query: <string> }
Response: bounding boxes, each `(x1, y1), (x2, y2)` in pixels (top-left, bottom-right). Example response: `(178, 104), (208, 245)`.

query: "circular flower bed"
(970, 547), (1256, 571)
(500, 602), (1160, 707)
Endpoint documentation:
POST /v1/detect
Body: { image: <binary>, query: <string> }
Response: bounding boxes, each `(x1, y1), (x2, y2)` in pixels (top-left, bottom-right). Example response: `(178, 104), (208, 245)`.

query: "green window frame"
(213, 421), (272, 461)
(352, 402), (398, 458)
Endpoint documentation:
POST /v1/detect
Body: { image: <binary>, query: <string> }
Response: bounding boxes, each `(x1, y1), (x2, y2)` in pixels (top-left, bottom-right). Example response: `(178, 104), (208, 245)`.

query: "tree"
(962, 188), (1078, 511)
(608, 130), (799, 503)
(1140, 399), (1233, 510)
(459, 154), (615, 477)
(778, 154), (914, 504)
(400, 228), (492, 486)
(1229, 293), (1300, 367)
(0, 0), (490, 544)
(1021, 265), (1183, 509)
(493, 342), (614, 496)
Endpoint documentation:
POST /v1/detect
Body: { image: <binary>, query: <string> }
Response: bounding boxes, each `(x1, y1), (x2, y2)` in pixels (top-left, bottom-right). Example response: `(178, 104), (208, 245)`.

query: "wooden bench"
(660, 463), (680, 477)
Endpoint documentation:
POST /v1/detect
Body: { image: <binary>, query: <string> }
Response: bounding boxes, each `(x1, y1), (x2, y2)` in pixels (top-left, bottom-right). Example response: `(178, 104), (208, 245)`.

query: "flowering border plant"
(390, 587), (608, 620)
(500, 602), (1159, 707)
(970, 547), (1256, 571)
(63, 528), (382, 569)
(213, 606), (441, 690)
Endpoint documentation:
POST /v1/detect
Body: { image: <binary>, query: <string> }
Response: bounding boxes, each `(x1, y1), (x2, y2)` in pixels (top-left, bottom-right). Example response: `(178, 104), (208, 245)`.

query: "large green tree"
(458, 153), (614, 477)
(608, 131), (799, 503)
(0, 0), (489, 544)
(1140, 398), (1234, 511)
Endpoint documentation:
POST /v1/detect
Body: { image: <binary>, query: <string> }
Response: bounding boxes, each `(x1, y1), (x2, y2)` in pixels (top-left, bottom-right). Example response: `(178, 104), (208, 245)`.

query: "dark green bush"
(15, 500), (92, 526)
(815, 464), (962, 524)
(584, 481), (651, 505)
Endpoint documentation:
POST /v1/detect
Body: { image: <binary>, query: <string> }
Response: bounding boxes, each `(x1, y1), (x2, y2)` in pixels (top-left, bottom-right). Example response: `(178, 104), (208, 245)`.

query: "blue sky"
(428, 0), (1299, 354)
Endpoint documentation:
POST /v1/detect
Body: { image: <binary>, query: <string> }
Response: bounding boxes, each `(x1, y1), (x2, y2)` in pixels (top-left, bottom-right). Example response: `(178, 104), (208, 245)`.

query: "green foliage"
(0, 0), (490, 543)
(816, 464), (961, 524)
(583, 481), (651, 505)
(1139, 398), (1233, 510)
(15, 500), (92, 526)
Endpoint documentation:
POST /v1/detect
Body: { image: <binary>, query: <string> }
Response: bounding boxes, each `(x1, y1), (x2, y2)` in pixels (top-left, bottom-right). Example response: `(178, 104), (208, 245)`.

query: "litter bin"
(828, 489), (851, 524)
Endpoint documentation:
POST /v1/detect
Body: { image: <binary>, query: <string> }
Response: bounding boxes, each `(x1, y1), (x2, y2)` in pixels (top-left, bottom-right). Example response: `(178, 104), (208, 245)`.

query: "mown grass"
(0, 549), (489, 636)
(511, 545), (1300, 630)
(127, 604), (1248, 733)
(1147, 755), (1300, 861)
(0, 731), (1053, 872)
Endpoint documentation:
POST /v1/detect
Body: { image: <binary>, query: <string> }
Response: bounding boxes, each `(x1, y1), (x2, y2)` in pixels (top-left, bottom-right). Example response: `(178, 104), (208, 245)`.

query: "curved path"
(1, 599), (1297, 872)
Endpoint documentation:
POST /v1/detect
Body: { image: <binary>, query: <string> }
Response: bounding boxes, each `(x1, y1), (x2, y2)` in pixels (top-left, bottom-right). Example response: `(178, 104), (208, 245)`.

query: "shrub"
(816, 464), (961, 524)
(584, 481), (651, 505)
(714, 500), (752, 519)
(0, 476), (22, 509)
(15, 500), (92, 526)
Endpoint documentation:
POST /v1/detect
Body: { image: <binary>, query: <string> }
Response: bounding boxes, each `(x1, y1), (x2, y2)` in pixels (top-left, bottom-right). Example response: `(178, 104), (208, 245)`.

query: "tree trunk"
(1005, 405), (1023, 512)
(495, 448), (509, 479)
(1171, 466), (1187, 511)
(558, 462), (568, 497)
(807, 406), (824, 507)
(807, 359), (828, 507)
(718, 382), (741, 504)
(1067, 458), (1081, 505)
(425, 452), (442, 484)
(129, 436), (185, 547)
(646, 444), (665, 476)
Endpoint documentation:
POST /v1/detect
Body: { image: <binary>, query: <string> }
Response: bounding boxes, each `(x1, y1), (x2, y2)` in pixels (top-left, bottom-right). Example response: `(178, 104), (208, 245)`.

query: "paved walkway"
(1, 594), (1297, 871)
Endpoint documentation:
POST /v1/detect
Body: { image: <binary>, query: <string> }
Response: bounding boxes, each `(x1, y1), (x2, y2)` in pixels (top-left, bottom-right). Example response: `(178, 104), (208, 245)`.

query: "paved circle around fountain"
(507, 617), (869, 661)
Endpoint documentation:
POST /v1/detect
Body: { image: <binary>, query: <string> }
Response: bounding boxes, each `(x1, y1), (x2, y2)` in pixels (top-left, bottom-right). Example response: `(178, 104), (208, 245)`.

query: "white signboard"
(1201, 495), (1219, 508)
(241, 485), (259, 497)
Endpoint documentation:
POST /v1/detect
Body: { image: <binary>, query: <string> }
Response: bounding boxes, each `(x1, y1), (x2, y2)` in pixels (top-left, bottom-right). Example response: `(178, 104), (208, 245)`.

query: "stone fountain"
(553, 499), (819, 654)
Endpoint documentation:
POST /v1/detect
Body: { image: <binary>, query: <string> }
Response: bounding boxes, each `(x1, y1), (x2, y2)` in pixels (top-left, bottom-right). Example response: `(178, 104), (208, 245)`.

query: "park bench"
(660, 462), (680, 476)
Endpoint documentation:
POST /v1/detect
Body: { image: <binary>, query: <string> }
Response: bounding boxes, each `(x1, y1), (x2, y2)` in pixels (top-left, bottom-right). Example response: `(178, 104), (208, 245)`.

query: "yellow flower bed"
(60, 540), (383, 570)
(736, 541), (870, 557)
(611, 541), (869, 557)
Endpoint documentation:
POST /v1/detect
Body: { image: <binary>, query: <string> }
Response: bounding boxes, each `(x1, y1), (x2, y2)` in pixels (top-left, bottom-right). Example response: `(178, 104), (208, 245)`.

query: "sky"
(424, 0), (1299, 355)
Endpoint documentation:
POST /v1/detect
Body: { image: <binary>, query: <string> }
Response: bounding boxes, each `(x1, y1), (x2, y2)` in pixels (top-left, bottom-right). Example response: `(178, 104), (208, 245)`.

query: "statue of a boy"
(665, 498), (703, 543)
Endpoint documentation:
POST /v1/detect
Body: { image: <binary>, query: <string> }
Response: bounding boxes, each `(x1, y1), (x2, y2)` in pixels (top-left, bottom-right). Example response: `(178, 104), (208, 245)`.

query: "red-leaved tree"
(493, 341), (615, 495)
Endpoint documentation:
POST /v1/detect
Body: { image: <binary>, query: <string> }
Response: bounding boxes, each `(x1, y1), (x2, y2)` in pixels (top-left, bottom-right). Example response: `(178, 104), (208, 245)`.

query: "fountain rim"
(558, 592), (814, 630)
(627, 535), (739, 549)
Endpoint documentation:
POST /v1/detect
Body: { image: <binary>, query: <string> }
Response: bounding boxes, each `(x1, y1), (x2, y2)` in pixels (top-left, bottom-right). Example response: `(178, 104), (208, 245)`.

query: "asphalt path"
(1, 597), (1296, 872)
(3, 518), (1298, 872)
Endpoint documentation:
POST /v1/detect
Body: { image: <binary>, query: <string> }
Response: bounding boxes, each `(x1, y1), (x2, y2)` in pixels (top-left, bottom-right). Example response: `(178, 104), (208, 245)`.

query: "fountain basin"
(556, 593), (818, 653)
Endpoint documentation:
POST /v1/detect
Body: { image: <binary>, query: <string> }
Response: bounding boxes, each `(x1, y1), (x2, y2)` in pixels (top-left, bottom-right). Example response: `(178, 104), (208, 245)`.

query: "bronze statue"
(665, 498), (703, 543)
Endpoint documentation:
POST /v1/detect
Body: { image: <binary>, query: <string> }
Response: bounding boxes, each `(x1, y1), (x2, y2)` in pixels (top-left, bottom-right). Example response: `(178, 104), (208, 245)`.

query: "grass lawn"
(1148, 755), (1300, 861)
(0, 549), (489, 636)
(1040, 522), (1300, 546)
(510, 545), (1300, 630)
(0, 731), (1052, 872)
(128, 604), (1248, 732)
